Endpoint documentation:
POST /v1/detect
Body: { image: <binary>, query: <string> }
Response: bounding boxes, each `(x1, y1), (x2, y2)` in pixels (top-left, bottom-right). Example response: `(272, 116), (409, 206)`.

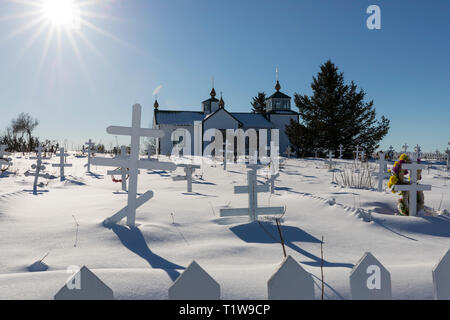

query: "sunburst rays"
(1, 0), (136, 91)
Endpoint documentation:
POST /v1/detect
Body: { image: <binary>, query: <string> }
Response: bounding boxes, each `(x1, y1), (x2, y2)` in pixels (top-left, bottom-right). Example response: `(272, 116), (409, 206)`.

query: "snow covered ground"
(0, 154), (449, 300)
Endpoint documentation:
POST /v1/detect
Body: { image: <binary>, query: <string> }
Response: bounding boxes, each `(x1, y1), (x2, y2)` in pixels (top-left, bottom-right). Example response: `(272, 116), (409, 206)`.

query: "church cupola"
(219, 92), (225, 109)
(265, 78), (291, 113)
(202, 85), (219, 114)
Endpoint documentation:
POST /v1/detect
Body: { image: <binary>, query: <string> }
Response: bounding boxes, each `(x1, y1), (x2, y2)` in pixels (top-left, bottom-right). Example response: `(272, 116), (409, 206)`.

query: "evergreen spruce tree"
(286, 60), (390, 157)
(251, 92), (267, 115)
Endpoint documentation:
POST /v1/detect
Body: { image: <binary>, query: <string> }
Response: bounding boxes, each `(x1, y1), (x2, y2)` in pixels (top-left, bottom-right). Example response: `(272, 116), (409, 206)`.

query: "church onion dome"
(219, 96), (225, 108)
(153, 99), (159, 109)
(275, 80), (281, 91)
(210, 87), (216, 98)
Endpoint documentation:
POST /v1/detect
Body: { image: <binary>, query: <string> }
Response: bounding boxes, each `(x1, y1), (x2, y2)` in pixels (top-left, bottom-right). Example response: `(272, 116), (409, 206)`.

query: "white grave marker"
(173, 163), (200, 193)
(25, 145), (50, 195)
(414, 144), (422, 159)
(338, 144), (344, 159)
(402, 143), (409, 153)
(432, 249), (450, 300)
(91, 104), (176, 227)
(220, 165), (284, 221)
(0, 145), (12, 170)
(393, 162), (431, 216)
(54, 266), (114, 300)
(84, 139), (95, 172)
(350, 252), (392, 300)
(168, 261), (220, 300)
(52, 148), (72, 181)
(327, 150), (334, 169)
(373, 152), (390, 192)
(285, 146), (292, 159)
(353, 145), (360, 161)
(267, 256), (315, 300)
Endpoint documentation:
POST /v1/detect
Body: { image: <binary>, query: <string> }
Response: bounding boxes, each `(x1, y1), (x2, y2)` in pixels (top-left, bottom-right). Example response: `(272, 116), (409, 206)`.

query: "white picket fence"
(54, 250), (450, 300)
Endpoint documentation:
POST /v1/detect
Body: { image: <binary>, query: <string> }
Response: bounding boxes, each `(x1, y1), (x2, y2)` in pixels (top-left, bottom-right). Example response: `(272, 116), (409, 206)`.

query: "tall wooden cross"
(52, 147), (72, 181)
(338, 144), (344, 159)
(173, 163), (200, 193)
(402, 143), (409, 153)
(220, 165), (284, 221)
(394, 163), (431, 216)
(91, 104), (176, 227)
(373, 152), (390, 192)
(106, 146), (131, 192)
(25, 145), (50, 195)
(84, 139), (96, 172)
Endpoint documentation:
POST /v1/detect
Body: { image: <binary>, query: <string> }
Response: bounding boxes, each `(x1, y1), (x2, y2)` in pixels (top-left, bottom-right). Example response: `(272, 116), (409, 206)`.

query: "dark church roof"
(155, 110), (274, 128)
(267, 91), (291, 99)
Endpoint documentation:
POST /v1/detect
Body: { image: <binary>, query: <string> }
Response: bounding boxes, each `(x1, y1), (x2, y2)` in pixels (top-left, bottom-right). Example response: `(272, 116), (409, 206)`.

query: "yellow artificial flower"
(389, 176), (398, 185)
(399, 154), (408, 161)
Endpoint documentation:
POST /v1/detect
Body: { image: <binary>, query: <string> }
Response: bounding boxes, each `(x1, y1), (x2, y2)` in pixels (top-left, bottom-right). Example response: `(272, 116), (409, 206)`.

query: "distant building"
(152, 80), (298, 157)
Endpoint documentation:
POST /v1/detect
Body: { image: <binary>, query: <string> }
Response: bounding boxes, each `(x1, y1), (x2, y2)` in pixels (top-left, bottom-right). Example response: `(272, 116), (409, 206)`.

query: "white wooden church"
(152, 80), (299, 157)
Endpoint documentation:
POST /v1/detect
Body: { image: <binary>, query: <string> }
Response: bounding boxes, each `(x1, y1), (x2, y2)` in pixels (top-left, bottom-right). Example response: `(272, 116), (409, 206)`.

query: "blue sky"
(0, 0), (449, 152)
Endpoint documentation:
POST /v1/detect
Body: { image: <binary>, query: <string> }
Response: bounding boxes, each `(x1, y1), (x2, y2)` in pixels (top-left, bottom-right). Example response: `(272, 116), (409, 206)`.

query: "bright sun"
(42, 0), (80, 29)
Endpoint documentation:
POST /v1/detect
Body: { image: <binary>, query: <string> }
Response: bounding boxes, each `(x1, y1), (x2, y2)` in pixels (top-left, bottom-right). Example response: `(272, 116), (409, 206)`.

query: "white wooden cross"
(84, 139), (96, 172)
(373, 152), (390, 192)
(353, 145), (360, 161)
(338, 144), (344, 159)
(402, 143), (409, 153)
(394, 162), (431, 216)
(106, 146), (131, 192)
(327, 150), (334, 169)
(25, 145), (50, 195)
(414, 144), (422, 159)
(52, 147), (72, 181)
(220, 165), (284, 221)
(91, 104), (176, 227)
(0, 145), (12, 169)
(173, 163), (200, 193)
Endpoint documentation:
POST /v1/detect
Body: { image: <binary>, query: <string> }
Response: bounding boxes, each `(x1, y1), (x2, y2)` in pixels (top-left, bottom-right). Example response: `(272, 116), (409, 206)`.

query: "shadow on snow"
(230, 221), (353, 269)
(108, 224), (185, 281)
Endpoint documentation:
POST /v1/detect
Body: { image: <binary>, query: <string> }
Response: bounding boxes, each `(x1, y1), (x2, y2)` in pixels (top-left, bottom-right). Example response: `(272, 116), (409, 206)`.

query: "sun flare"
(42, 0), (80, 29)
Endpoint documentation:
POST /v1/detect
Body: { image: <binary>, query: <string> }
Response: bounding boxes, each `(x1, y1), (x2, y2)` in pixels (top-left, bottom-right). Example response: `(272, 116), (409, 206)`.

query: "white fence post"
(432, 249), (450, 300)
(267, 256), (315, 300)
(350, 252), (392, 300)
(168, 261), (220, 300)
(54, 266), (114, 300)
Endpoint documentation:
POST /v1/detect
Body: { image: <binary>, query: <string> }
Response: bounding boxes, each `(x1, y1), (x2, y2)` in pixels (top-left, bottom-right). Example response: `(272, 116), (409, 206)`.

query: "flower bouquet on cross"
(388, 153), (428, 216)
